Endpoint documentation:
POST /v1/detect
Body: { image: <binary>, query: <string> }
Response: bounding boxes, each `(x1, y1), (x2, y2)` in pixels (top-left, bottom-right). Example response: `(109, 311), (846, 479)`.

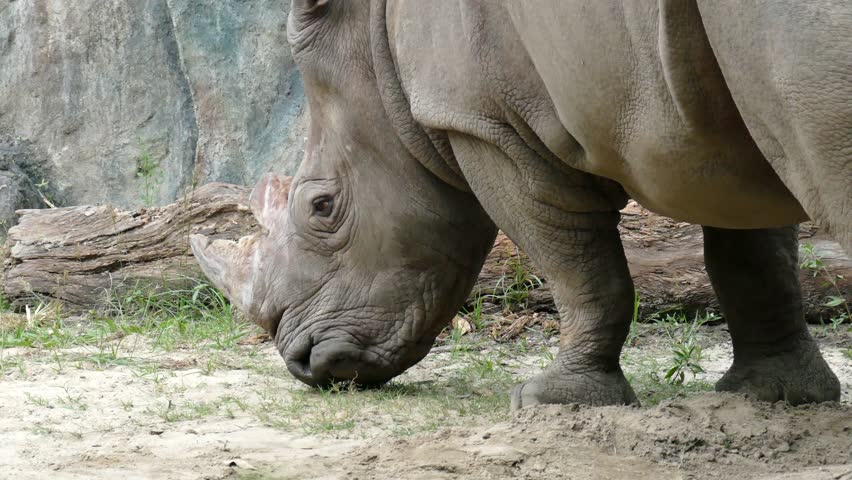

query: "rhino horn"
(190, 174), (293, 333)
(190, 233), (257, 315)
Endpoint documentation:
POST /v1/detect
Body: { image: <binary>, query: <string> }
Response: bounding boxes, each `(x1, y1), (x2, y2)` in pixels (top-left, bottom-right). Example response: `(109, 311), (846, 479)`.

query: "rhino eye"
(312, 196), (334, 217)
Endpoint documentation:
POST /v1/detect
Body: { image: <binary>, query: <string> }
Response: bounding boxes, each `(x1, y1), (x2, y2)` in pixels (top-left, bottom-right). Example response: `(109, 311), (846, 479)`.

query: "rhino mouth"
(281, 327), (422, 388)
(284, 340), (394, 387)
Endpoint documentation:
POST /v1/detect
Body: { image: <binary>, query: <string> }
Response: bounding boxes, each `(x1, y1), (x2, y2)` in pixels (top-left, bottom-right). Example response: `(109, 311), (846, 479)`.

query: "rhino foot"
(716, 338), (840, 405)
(510, 366), (639, 410)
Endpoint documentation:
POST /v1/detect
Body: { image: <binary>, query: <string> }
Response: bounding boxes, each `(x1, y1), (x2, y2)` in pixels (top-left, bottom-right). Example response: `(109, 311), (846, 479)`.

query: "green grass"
(234, 472), (289, 480)
(56, 386), (88, 411)
(106, 281), (253, 351)
(651, 311), (720, 385)
(460, 294), (489, 331)
(28, 424), (56, 436)
(24, 393), (52, 408)
(1, 282), (253, 355)
(624, 303), (721, 386)
(628, 365), (715, 406)
(621, 295), (721, 401)
(3, 286), (520, 438)
(0, 282), (564, 445)
(248, 346), (516, 437)
(24, 387), (88, 412)
(800, 243), (850, 328)
(0, 293), (11, 311)
(0, 282), (259, 384)
(485, 255), (544, 313)
(136, 140), (164, 207)
(145, 398), (240, 423)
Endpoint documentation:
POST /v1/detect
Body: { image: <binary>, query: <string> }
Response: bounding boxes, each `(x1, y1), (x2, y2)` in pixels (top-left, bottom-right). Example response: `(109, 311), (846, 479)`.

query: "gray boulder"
(0, 136), (49, 233)
(0, 0), (306, 208)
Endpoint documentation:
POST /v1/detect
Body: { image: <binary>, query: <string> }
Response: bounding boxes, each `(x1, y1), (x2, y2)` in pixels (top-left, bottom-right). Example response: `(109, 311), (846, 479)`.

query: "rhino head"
(191, 0), (496, 386)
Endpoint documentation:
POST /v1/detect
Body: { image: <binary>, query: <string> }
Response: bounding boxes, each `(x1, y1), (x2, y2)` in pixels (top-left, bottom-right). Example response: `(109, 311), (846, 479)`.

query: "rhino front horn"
(190, 174), (293, 335)
(190, 233), (255, 315)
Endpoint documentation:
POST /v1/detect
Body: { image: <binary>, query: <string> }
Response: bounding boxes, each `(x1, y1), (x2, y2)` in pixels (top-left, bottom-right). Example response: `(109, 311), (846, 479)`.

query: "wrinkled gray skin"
(192, 0), (850, 407)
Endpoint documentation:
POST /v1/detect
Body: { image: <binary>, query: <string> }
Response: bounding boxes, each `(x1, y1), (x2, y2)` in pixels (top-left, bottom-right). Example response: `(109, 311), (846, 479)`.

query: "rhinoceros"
(191, 0), (850, 408)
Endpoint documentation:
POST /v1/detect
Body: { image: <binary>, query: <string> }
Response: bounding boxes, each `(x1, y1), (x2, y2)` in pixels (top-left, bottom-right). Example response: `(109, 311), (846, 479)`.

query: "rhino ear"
(250, 174), (292, 230)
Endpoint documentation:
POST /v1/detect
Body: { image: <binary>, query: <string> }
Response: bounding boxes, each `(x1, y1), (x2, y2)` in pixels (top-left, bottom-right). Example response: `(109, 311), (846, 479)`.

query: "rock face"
(0, 136), (50, 232)
(0, 0), (307, 209)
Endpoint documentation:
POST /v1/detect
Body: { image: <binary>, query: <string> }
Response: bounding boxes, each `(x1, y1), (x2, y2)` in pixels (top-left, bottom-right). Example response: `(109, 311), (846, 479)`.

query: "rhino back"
(393, 1), (811, 228)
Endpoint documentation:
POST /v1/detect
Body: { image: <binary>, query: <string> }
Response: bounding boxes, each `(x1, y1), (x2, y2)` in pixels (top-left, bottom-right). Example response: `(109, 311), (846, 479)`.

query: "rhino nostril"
(306, 341), (362, 384)
(285, 343), (315, 385)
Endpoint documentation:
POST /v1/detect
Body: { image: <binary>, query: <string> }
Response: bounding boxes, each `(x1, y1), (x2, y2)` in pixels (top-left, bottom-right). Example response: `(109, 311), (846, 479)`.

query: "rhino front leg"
(703, 226), (840, 404)
(509, 224), (639, 409)
(447, 133), (637, 409)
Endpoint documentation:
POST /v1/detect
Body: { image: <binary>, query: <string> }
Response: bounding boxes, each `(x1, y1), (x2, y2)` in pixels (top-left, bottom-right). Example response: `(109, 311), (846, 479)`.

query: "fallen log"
(2, 181), (848, 323)
(478, 202), (850, 322)
(2, 183), (257, 310)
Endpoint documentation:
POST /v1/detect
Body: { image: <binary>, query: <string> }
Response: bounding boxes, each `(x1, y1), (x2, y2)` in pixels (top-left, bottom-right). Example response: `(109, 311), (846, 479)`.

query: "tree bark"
(477, 202), (850, 322)
(3, 183), (848, 322)
(2, 183), (257, 311)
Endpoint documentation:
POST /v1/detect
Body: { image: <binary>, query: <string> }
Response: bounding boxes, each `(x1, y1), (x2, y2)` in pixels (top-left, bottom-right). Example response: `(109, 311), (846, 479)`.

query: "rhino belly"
(608, 135), (809, 229)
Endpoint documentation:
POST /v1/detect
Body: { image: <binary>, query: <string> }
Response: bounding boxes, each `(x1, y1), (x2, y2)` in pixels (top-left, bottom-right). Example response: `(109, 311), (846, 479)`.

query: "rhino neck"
(368, 0), (469, 192)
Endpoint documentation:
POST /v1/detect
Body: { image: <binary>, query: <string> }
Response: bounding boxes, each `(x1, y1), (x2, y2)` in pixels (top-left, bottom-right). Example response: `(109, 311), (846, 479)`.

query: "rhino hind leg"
(703, 226), (840, 404)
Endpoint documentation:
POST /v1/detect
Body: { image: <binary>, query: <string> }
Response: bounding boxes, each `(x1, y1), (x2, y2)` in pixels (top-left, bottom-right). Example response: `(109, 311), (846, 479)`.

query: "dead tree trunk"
(477, 202), (850, 322)
(2, 181), (849, 322)
(2, 183), (257, 311)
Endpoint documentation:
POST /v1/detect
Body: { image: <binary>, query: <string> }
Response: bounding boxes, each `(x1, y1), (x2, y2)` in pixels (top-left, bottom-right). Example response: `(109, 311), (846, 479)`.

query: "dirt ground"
(336, 394), (852, 480)
(1, 318), (850, 480)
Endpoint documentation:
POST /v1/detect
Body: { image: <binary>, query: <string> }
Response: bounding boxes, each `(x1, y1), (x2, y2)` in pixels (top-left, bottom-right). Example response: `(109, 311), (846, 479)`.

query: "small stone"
(227, 459), (256, 470)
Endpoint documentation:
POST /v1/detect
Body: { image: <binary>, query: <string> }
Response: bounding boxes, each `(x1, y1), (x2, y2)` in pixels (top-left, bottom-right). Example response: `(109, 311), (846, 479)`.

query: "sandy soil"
(332, 393), (852, 480)
(0, 325), (850, 480)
